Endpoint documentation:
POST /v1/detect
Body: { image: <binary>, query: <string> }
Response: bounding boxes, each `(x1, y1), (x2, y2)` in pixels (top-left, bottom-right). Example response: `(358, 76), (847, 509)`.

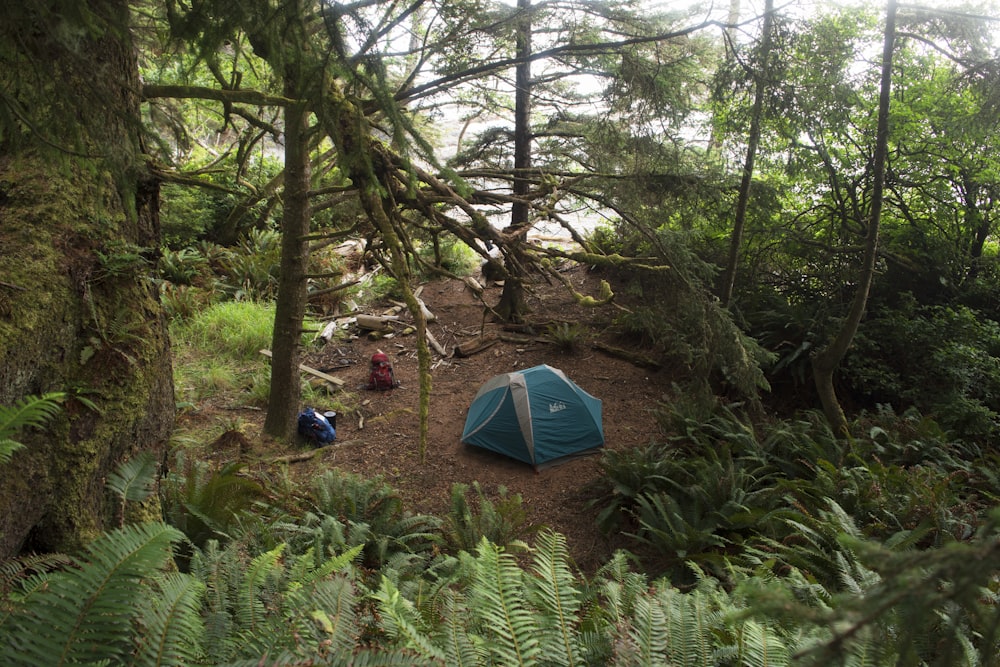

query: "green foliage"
(844, 300), (1000, 441)
(296, 469), (442, 570)
(0, 392), (63, 464)
(187, 538), (367, 664)
(159, 246), (211, 286)
(602, 225), (774, 401)
(170, 299), (275, 363)
(216, 228), (283, 301)
(544, 321), (587, 353)
(160, 456), (269, 552)
(107, 451), (159, 504)
(444, 481), (537, 555)
(107, 451), (159, 528)
(416, 236), (481, 278)
(0, 522), (201, 667)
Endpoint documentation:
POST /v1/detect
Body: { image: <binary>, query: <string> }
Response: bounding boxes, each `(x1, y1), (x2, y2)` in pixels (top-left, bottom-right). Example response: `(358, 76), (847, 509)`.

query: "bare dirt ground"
(182, 263), (674, 572)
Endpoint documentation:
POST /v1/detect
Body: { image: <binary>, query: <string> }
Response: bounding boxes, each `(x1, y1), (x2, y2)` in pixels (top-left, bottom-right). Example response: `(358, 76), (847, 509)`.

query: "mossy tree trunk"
(263, 94), (311, 440)
(0, 0), (174, 557)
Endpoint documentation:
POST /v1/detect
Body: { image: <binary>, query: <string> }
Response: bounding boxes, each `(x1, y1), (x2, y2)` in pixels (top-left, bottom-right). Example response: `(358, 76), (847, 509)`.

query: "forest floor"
(178, 261), (676, 572)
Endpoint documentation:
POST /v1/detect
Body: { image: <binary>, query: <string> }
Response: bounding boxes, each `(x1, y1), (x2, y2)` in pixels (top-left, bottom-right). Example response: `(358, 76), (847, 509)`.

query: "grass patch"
(171, 300), (276, 363)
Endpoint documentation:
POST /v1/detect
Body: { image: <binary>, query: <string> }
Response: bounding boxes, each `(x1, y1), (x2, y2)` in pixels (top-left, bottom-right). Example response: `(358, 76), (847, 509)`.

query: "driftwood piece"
(454, 335), (499, 358)
(591, 342), (661, 369)
(462, 276), (484, 295)
(355, 314), (399, 331)
(259, 349), (346, 386)
(425, 328), (448, 356)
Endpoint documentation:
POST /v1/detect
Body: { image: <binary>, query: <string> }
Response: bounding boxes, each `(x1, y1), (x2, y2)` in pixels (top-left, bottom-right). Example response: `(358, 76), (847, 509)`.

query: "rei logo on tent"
(548, 401), (567, 413)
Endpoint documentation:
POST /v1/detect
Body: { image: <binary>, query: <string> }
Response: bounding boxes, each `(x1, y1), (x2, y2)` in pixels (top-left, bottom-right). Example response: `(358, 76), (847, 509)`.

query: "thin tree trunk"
(812, 0), (897, 436)
(263, 95), (311, 439)
(721, 0), (772, 307)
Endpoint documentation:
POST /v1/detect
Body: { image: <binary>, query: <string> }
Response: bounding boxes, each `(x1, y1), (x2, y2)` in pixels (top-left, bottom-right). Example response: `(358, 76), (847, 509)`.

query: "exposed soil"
(180, 263), (674, 572)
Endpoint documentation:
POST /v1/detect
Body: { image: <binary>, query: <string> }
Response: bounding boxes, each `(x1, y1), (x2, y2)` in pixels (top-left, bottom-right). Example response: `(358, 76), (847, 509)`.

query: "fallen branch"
(259, 349), (345, 386)
(268, 439), (362, 464)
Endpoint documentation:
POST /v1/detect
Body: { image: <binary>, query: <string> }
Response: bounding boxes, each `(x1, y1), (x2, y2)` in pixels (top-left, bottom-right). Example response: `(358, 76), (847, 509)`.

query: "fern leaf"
(374, 576), (446, 660)
(626, 594), (668, 666)
(659, 584), (720, 667)
(736, 619), (790, 667)
(309, 543), (363, 583)
(133, 572), (206, 667)
(107, 451), (159, 502)
(438, 590), (479, 667)
(0, 521), (183, 667)
(309, 576), (359, 654)
(0, 392), (64, 462)
(527, 529), (584, 666)
(469, 537), (541, 666)
(237, 543), (285, 634)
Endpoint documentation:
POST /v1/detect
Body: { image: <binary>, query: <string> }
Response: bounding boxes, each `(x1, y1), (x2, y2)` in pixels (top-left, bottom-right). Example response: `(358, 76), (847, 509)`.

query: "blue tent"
(461, 364), (604, 470)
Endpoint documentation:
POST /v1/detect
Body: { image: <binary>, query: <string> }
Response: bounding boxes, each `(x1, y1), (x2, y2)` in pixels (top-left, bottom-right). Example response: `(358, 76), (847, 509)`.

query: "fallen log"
(259, 349), (345, 386)
(454, 335), (499, 358)
(355, 314), (399, 331)
(591, 342), (661, 369)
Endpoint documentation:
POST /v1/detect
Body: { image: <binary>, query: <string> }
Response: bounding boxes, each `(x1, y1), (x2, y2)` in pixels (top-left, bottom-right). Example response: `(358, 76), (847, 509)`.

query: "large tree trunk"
(812, 0), (896, 436)
(0, 0), (174, 556)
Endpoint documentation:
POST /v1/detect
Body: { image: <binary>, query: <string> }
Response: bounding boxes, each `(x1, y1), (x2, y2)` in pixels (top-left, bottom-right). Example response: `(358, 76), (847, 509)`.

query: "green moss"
(0, 154), (174, 557)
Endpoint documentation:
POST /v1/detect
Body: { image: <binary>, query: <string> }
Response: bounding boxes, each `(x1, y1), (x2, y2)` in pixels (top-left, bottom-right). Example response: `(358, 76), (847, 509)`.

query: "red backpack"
(367, 352), (397, 390)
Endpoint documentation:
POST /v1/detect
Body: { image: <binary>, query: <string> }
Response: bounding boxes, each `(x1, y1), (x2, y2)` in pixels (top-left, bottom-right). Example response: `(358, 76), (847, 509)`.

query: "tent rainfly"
(461, 364), (604, 470)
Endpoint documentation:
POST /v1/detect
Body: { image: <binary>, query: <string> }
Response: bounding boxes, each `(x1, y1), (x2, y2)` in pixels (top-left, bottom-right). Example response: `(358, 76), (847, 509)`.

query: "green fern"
(133, 572), (206, 667)
(107, 451), (159, 503)
(374, 575), (447, 661)
(525, 529), (587, 666)
(468, 537), (542, 666)
(107, 451), (160, 527)
(0, 392), (64, 463)
(0, 522), (185, 667)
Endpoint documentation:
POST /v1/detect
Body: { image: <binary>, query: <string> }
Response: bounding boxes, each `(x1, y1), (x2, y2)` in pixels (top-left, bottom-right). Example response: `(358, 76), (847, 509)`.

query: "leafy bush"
(844, 299), (1000, 441)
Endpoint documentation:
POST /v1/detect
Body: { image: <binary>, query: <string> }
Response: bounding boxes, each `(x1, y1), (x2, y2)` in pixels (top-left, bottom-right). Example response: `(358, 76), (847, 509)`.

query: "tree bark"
(812, 0), (896, 436)
(0, 0), (174, 556)
(263, 94), (312, 440)
(495, 0), (534, 323)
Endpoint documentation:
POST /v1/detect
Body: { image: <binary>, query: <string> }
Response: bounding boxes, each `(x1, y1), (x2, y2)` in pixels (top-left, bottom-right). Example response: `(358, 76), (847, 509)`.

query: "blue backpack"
(297, 407), (336, 445)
